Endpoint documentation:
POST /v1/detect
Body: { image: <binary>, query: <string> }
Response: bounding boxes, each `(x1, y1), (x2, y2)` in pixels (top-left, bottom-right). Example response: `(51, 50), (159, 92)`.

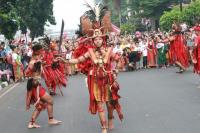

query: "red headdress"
(73, 1), (113, 74)
(80, 1), (112, 39)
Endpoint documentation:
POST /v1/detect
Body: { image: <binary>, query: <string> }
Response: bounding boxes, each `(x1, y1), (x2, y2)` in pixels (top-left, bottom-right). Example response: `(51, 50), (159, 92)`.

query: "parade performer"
(25, 43), (61, 129)
(192, 25), (200, 74)
(42, 38), (67, 96)
(163, 23), (189, 73)
(57, 2), (123, 133)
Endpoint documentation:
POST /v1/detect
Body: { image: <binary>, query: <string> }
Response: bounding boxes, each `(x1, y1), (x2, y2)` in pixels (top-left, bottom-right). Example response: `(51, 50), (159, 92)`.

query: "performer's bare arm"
(57, 52), (90, 64)
(161, 36), (175, 44)
(25, 60), (35, 77)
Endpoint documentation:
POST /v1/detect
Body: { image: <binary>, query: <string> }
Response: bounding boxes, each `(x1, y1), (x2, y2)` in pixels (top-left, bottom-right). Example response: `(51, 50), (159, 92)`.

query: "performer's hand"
(56, 57), (69, 63)
(42, 61), (46, 65)
(34, 98), (40, 107)
(26, 105), (30, 111)
(56, 57), (62, 61)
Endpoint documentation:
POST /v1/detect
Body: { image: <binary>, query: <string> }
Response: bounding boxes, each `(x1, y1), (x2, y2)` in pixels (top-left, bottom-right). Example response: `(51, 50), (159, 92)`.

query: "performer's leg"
(40, 93), (62, 125)
(175, 61), (185, 73)
(106, 102), (114, 130)
(28, 109), (41, 128)
(97, 102), (107, 133)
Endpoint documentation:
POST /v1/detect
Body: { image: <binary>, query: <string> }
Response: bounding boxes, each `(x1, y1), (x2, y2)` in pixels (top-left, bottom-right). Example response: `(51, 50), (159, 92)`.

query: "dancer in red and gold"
(25, 44), (61, 129)
(57, 2), (123, 133)
(192, 25), (200, 75)
(163, 23), (189, 73)
(42, 39), (67, 96)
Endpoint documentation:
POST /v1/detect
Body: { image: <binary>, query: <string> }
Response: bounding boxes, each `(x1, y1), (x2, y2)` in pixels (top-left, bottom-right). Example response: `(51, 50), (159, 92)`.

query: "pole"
(180, 0), (183, 12)
(59, 19), (64, 53)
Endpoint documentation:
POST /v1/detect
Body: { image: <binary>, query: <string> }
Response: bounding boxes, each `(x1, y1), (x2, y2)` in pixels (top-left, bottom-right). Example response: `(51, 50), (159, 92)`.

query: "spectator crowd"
(0, 26), (197, 88)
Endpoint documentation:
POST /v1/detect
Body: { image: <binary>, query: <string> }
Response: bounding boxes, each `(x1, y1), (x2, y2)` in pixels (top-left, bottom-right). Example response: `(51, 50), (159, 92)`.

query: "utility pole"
(180, 0), (183, 12)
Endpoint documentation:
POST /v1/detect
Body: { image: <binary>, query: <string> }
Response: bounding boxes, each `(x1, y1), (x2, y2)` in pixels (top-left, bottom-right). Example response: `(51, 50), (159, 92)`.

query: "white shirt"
(139, 41), (148, 56)
(66, 51), (72, 60)
(113, 45), (123, 54)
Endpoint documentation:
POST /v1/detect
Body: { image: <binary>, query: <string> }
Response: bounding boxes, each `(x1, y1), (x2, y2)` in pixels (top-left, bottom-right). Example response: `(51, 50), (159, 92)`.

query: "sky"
(48, 0), (93, 32)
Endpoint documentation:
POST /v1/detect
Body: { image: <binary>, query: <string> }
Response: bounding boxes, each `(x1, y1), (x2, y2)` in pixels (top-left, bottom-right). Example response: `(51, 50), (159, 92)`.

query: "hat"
(79, 1), (112, 39)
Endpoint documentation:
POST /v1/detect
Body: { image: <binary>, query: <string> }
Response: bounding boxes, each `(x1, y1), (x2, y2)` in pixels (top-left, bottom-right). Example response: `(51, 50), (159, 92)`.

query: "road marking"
(0, 83), (20, 99)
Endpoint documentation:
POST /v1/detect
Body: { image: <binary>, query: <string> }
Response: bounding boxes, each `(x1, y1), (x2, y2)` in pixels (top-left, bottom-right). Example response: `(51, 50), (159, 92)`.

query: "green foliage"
(182, 0), (200, 25)
(160, 0), (200, 31)
(160, 7), (183, 31)
(120, 23), (136, 34)
(106, 0), (179, 30)
(0, 0), (55, 40)
(0, 1), (19, 40)
(17, 0), (56, 40)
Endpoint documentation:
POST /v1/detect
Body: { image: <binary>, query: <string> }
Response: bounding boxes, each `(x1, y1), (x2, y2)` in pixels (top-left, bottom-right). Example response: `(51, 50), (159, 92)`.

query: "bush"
(159, 7), (183, 31)
(159, 0), (200, 31)
(120, 23), (136, 34)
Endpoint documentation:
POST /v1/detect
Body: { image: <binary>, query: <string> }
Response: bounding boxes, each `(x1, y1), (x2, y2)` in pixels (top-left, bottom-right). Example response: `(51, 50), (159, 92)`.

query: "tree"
(17, 0), (56, 40)
(159, 0), (200, 31)
(0, 0), (56, 40)
(120, 23), (136, 34)
(182, 0), (200, 25)
(105, 0), (181, 30)
(0, 0), (19, 40)
(160, 7), (183, 31)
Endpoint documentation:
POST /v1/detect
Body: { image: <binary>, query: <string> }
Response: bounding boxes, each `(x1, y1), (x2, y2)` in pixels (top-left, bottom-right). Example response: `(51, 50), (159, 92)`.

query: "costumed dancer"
(25, 43), (61, 128)
(57, 2), (123, 133)
(42, 38), (67, 96)
(163, 23), (189, 73)
(192, 25), (200, 87)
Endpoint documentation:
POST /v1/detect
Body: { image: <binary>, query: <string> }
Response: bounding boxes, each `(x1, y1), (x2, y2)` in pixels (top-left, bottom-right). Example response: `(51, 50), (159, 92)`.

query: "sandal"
(101, 127), (108, 133)
(28, 120), (41, 129)
(48, 118), (62, 125)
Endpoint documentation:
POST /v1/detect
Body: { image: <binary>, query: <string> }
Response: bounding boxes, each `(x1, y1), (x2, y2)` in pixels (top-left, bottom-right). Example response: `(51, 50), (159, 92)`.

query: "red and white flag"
(112, 24), (120, 34)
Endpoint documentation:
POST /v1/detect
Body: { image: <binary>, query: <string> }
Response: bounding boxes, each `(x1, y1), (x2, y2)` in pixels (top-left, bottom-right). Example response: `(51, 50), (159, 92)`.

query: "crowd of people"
(1, 0), (200, 132)
(1, 12), (200, 133)
(0, 23), (199, 86)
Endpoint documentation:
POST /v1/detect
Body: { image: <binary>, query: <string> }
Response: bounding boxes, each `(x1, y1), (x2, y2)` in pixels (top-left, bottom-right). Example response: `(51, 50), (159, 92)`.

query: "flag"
(112, 24), (120, 34)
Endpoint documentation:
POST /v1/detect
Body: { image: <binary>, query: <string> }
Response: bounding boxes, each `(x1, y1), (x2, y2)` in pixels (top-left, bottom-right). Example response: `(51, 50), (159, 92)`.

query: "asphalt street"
(1, 67), (200, 133)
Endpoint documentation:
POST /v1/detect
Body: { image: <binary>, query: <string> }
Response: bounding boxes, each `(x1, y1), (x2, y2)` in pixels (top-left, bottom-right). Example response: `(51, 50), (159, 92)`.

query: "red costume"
(192, 26), (200, 74)
(25, 49), (47, 111)
(73, 34), (123, 121)
(147, 40), (157, 67)
(43, 50), (67, 94)
(171, 32), (189, 68)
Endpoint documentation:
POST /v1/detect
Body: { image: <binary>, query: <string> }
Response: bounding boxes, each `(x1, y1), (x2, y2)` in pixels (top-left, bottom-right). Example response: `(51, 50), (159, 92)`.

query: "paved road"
(1, 67), (200, 133)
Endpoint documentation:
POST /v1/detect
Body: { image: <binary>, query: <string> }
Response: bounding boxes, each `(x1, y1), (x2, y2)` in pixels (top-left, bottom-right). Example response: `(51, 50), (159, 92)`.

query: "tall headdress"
(78, 0), (112, 38)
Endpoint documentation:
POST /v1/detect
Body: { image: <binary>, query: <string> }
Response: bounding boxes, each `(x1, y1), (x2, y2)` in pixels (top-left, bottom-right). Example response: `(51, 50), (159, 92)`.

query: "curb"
(0, 82), (19, 99)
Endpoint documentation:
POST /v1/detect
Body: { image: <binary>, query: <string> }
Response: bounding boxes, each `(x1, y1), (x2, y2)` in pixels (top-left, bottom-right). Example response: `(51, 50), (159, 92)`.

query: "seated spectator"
(0, 42), (12, 83)
(0, 42), (7, 71)
(0, 69), (12, 83)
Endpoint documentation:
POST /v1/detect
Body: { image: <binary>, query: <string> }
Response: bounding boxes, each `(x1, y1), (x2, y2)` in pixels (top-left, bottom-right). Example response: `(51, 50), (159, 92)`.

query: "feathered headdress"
(79, 0), (112, 38)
